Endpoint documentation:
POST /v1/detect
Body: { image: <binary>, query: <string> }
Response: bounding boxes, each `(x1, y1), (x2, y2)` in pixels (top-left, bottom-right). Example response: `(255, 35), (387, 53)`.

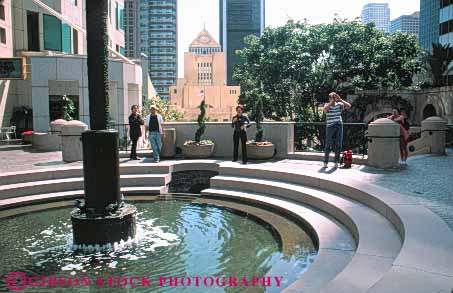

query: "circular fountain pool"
(0, 195), (317, 292)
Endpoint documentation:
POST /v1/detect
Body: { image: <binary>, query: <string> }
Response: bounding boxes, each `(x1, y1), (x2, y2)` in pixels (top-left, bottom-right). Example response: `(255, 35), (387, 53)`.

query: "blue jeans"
(149, 132), (163, 161)
(324, 123), (343, 164)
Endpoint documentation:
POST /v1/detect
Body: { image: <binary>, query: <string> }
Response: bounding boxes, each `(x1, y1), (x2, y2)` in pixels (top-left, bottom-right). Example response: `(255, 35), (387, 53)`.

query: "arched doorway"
(423, 104), (437, 120)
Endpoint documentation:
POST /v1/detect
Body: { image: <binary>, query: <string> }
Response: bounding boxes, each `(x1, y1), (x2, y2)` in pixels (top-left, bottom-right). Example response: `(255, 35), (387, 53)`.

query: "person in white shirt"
(145, 105), (164, 163)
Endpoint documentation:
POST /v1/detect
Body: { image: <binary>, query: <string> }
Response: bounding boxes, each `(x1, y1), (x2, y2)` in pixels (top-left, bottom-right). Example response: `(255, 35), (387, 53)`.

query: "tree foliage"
(234, 19), (422, 121)
(195, 100), (207, 143)
(142, 97), (184, 122)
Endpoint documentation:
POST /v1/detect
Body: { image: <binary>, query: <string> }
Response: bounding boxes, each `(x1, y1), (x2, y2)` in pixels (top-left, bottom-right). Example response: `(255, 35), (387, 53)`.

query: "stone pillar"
(161, 128), (176, 158)
(421, 116), (447, 155)
(61, 120), (88, 162)
(366, 118), (400, 169)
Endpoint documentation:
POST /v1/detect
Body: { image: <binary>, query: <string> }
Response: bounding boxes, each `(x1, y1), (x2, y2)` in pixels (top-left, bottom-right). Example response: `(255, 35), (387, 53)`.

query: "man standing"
(128, 105), (144, 160)
(145, 105), (164, 163)
(231, 105), (251, 164)
(323, 92), (351, 168)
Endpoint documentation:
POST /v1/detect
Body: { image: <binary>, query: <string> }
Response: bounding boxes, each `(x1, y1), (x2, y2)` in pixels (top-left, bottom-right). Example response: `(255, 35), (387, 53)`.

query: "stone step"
(210, 175), (402, 293)
(0, 174), (171, 199)
(202, 187), (356, 293)
(0, 164), (172, 185)
(0, 186), (167, 211)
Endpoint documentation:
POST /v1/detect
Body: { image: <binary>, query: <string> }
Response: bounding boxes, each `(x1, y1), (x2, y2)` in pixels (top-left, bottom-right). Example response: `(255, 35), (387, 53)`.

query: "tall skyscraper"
(439, 0), (453, 47)
(390, 12), (420, 38)
(361, 3), (391, 33)
(420, 0), (440, 52)
(138, 0), (178, 100)
(124, 0), (140, 58)
(219, 0), (265, 85)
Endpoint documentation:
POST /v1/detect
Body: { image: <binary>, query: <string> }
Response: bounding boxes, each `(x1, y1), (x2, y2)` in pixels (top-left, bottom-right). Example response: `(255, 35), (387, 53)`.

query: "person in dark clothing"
(128, 105), (144, 160)
(231, 105), (251, 164)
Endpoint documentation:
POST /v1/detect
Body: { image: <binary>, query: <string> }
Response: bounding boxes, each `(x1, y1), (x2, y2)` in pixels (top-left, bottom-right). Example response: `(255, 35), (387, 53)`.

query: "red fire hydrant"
(342, 150), (353, 168)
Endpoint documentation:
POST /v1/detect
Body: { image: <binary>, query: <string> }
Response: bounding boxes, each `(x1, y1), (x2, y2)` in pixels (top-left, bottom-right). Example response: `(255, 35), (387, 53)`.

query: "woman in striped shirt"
(323, 92), (351, 168)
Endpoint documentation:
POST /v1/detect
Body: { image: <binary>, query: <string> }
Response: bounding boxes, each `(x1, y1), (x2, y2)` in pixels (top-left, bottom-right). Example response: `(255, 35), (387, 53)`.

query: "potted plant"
(182, 100), (215, 158)
(246, 92), (275, 159)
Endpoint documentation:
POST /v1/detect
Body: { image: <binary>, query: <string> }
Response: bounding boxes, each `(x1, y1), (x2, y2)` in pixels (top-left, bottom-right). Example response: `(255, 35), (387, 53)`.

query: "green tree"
(61, 95), (75, 121)
(234, 19), (422, 121)
(195, 100), (206, 143)
(142, 97), (184, 121)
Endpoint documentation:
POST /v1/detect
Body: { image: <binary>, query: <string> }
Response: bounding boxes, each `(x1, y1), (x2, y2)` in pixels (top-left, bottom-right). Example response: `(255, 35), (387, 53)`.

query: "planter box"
(182, 143), (215, 158)
(246, 143), (275, 160)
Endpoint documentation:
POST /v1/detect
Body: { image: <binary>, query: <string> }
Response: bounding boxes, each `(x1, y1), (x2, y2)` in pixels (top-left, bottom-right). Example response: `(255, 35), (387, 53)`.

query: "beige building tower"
(169, 28), (240, 121)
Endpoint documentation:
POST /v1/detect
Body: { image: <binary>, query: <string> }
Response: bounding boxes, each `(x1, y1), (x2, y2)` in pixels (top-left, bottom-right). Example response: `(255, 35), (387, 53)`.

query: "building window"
(0, 27), (5, 44)
(0, 4), (5, 21)
(70, 0), (77, 6)
(115, 2), (125, 31)
(43, 14), (62, 51)
(43, 14), (72, 53)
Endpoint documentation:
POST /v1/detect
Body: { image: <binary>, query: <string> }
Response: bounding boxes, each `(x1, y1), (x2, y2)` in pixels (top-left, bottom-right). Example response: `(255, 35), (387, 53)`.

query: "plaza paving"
(1, 144), (452, 230)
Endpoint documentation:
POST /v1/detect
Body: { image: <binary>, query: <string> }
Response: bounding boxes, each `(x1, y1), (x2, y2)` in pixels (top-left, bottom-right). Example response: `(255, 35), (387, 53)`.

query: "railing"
(294, 122), (368, 156)
(108, 124), (149, 152)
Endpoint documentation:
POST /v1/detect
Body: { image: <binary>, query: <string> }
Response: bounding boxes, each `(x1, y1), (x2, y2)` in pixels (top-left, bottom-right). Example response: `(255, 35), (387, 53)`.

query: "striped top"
(326, 102), (343, 126)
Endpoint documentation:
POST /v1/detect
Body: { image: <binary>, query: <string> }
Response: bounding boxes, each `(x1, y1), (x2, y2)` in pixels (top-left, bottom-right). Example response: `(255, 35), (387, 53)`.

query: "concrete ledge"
(288, 151), (368, 165)
(210, 175), (402, 292)
(216, 164), (453, 292)
(202, 188), (356, 293)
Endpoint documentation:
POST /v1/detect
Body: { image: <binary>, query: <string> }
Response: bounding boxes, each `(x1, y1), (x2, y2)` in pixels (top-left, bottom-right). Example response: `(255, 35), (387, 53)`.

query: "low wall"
(163, 122), (295, 159)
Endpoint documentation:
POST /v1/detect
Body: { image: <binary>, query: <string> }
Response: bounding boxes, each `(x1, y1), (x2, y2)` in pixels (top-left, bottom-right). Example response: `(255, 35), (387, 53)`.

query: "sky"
(177, 0), (420, 77)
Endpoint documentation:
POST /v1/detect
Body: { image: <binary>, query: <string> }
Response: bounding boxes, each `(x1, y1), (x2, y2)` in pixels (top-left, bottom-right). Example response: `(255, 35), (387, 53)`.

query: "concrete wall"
(30, 55), (142, 131)
(351, 87), (453, 125)
(163, 122), (295, 159)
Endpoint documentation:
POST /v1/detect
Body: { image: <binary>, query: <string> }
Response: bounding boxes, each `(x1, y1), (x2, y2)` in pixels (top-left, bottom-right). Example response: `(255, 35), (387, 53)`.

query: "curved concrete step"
(202, 187), (357, 293)
(0, 186), (167, 210)
(0, 174), (171, 199)
(215, 164), (453, 293)
(210, 175), (402, 293)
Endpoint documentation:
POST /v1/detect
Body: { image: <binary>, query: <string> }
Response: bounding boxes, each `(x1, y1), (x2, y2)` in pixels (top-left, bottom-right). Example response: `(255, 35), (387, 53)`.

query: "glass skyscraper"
(219, 0), (265, 85)
(361, 3), (391, 33)
(137, 0), (178, 100)
(420, 0), (440, 52)
(390, 12), (420, 38)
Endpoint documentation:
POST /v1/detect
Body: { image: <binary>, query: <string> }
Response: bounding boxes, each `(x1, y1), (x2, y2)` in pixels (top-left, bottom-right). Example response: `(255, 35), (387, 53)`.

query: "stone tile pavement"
(1, 144), (452, 229)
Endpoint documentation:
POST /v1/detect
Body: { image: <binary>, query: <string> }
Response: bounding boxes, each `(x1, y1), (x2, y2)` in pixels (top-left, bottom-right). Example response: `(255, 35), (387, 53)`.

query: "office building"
(420, 0), (440, 51)
(0, 0), (145, 131)
(169, 29), (240, 121)
(219, 0), (265, 85)
(138, 0), (177, 100)
(390, 11), (420, 38)
(361, 3), (391, 33)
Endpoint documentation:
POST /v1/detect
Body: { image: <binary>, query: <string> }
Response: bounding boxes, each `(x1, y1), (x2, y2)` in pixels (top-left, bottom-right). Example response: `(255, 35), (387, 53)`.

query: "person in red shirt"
(388, 107), (410, 165)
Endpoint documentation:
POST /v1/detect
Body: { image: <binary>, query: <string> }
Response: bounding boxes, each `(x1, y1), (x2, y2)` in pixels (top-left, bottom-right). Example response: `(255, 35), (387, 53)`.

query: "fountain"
(70, 0), (136, 250)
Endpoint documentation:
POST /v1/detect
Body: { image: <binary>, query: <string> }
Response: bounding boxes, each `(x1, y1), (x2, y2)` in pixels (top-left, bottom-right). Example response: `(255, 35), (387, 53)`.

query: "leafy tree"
(61, 95), (75, 121)
(142, 97), (184, 121)
(234, 19), (422, 121)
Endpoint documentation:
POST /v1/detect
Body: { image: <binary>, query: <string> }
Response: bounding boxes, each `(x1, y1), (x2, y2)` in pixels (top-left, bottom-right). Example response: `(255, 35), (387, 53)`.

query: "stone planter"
(246, 142), (275, 160)
(181, 143), (215, 158)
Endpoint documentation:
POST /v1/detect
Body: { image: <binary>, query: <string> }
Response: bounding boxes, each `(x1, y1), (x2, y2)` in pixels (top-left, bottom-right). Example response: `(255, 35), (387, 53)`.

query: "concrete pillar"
(421, 116), (447, 155)
(61, 120), (89, 162)
(366, 118), (400, 169)
(161, 128), (176, 158)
